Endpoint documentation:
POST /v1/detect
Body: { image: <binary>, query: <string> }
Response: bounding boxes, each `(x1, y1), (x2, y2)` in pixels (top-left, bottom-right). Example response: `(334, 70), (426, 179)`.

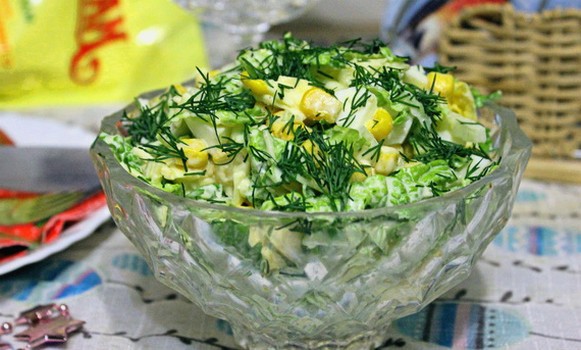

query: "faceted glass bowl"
(90, 97), (531, 349)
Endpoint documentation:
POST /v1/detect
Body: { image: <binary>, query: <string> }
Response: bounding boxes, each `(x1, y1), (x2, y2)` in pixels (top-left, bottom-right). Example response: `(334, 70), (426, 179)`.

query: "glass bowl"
(90, 91), (532, 349)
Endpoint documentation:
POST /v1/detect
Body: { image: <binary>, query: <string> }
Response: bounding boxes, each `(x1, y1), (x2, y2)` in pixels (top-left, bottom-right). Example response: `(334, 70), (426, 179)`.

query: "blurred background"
(271, 0), (385, 42)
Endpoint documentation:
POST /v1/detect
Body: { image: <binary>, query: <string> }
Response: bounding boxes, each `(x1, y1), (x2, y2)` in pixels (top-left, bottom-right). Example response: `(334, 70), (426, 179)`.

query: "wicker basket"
(438, 4), (581, 183)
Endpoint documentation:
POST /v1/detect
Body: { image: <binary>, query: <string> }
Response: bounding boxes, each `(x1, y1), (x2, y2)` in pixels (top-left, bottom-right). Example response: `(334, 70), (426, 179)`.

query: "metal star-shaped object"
(14, 304), (58, 326)
(0, 322), (12, 335)
(0, 322), (13, 349)
(14, 314), (85, 349)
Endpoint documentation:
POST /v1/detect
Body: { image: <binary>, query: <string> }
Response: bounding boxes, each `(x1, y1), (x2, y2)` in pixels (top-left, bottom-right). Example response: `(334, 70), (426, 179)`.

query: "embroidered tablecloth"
(1, 178), (580, 350)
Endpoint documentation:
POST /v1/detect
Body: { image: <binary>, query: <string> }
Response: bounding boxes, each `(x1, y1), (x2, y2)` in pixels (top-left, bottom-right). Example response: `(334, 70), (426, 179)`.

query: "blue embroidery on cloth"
(112, 253), (153, 276)
(494, 226), (581, 256)
(395, 302), (528, 349)
(0, 260), (101, 302)
(515, 189), (546, 203)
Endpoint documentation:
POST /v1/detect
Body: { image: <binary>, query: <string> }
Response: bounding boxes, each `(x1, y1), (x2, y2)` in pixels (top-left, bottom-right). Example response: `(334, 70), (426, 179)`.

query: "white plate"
(0, 114), (111, 276)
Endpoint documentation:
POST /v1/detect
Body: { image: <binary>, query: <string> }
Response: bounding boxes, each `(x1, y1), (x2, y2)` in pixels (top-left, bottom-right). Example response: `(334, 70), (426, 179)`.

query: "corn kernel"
(301, 139), (320, 156)
(350, 171), (367, 183)
(241, 71), (270, 96)
(365, 108), (394, 141)
(209, 148), (229, 164)
(450, 81), (477, 120)
(351, 161), (374, 182)
(426, 72), (455, 97)
(301, 139), (314, 154)
(300, 87), (341, 124)
(180, 138), (208, 170)
(375, 149), (399, 176)
(270, 117), (302, 141)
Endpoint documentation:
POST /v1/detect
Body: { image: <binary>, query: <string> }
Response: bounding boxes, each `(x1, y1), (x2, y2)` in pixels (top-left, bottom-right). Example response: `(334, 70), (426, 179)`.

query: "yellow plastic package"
(0, 0), (207, 108)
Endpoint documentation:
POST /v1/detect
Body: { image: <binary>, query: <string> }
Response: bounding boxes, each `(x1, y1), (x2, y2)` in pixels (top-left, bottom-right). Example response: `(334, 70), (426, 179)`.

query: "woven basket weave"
(438, 4), (581, 183)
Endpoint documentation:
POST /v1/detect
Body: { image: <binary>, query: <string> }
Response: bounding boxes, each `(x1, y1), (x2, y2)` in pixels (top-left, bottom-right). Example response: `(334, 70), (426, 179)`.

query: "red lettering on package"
(70, 0), (128, 85)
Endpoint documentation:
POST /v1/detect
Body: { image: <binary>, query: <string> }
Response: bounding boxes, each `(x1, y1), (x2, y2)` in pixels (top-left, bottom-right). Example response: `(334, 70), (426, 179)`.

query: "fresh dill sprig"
(123, 89), (174, 143)
(266, 192), (310, 212)
(249, 146), (273, 163)
(248, 122), (366, 211)
(349, 63), (445, 124)
(465, 156), (501, 182)
(407, 123), (490, 166)
(362, 139), (385, 162)
(239, 34), (393, 94)
(175, 68), (255, 141)
(301, 132), (366, 211)
(122, 89), (191, 170)
(411, 84), (446, 123)
(337, 86), (371, 127)
(276, 142), (306, 184)
(204, 136), (247, 165)
(179, 78), (254, 117)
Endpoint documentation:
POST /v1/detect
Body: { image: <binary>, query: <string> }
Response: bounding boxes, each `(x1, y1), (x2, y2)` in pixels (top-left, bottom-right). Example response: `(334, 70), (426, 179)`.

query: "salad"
(93, 35), (527, 347)
(102, 34), (499, 214)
